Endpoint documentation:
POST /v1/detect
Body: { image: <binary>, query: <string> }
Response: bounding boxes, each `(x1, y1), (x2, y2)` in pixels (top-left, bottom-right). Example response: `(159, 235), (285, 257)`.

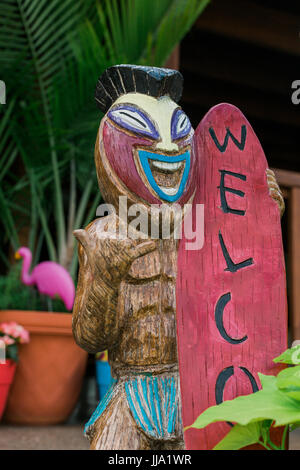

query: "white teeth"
(158, 185), (179, 196)
(151, 160), (183, 171)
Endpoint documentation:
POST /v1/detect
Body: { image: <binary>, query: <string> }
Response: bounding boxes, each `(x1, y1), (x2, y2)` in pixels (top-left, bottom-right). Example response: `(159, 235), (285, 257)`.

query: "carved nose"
(155, 140), (179, 152)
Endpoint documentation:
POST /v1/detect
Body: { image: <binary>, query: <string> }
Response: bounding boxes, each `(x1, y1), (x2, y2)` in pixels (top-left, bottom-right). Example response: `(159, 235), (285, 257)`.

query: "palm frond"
(0, 0), (210, 277)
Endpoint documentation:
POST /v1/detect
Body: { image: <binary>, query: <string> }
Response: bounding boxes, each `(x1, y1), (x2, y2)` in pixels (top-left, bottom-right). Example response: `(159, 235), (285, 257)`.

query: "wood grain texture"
(176, 103), (288, 450)
(87, 373), (184, 450)
(72, 214), (184, 448)
(289, 187), (300, 340)
(273, 168), (300, 189)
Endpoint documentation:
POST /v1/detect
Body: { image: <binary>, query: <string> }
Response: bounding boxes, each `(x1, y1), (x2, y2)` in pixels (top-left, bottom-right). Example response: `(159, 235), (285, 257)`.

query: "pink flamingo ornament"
(15, 247), (75, 311)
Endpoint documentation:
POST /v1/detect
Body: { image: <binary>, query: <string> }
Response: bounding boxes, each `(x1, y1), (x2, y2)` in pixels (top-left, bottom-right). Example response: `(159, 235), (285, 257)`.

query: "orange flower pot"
(0, 310), (87, 425)
(0, 359), (16, 420)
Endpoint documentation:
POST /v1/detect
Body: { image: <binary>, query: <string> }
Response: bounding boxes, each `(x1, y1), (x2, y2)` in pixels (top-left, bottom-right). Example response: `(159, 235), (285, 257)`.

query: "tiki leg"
(156, 439), (185, 450)
(89, 390), (151, 450)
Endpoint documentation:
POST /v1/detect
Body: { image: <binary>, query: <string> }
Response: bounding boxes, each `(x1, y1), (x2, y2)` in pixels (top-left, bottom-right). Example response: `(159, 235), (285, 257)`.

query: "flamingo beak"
(14, 251), (21, 260)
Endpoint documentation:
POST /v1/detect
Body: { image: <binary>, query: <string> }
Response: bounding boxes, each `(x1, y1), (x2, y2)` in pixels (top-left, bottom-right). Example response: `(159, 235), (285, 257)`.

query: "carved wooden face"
(99, 93), (196, 206)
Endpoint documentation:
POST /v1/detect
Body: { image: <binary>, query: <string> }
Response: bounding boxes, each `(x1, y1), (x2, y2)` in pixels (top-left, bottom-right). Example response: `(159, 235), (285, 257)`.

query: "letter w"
(173, 456), (185, 464)
(209, 125), (247, 153)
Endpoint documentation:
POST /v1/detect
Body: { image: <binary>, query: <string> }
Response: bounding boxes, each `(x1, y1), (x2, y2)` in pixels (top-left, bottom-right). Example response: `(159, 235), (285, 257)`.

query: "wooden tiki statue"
(72, 65), (286, 450)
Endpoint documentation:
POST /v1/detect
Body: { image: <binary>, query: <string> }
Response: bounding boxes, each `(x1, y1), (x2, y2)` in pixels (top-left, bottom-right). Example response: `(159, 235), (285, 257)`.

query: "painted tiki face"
(96, 93), (196, 208)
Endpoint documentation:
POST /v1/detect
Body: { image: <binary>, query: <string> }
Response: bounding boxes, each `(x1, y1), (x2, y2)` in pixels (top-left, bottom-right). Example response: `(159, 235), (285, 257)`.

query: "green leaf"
(187, 381), (300, 430)
(260, 419), (273, 444)
(6, 343), (18, 363)
(274, 346), (300, 365)
(259, 373), (278, 391)
(290, 421), (300, 431)
(276, 366), (300, 401)
(213, 422), (261, 450)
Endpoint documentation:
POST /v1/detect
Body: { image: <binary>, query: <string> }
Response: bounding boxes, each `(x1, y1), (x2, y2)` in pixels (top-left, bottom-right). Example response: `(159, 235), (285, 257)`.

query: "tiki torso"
(110, 237), (178, 376)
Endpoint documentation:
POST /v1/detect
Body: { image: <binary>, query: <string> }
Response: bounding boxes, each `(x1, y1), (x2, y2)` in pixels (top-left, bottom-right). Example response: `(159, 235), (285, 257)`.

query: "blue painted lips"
(138, 149), (190, 202)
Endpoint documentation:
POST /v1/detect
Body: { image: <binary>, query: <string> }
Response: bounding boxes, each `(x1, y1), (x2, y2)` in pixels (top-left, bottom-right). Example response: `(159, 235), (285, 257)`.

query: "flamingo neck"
(21, 251), (34, 286)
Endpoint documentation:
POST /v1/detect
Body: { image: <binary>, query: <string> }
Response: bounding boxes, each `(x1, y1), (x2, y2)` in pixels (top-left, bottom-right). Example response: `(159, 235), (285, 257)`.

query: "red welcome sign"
(176, 103), (288, 450)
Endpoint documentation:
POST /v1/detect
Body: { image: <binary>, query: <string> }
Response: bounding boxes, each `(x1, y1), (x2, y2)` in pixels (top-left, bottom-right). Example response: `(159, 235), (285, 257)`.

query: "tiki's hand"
(266, 169), (285, 218)
(74, 229), (156, 285)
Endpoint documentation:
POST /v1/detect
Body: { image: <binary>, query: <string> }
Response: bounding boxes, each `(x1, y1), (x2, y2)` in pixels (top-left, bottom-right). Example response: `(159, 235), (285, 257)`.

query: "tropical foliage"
(0, 0), (210, 287)
(187, 345), (300, 450)
(0, 263), (67, 312)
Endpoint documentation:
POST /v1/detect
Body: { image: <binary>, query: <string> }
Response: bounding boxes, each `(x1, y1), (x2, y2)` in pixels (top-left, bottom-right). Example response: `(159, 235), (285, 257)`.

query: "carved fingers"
(74, 231), (157, 285)
(74, 229), (92, 249)
(128, 239), (157, 260)
(100, 237), (156, 280)
(73, 229), (96, 266)
(266, 169), (285, 218)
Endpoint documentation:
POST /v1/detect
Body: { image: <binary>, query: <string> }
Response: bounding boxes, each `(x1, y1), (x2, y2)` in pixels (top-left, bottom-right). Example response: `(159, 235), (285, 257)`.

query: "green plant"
(0, 0), (210, 284)
(187, 346), (300, 450)
(0, 264), (68, 313)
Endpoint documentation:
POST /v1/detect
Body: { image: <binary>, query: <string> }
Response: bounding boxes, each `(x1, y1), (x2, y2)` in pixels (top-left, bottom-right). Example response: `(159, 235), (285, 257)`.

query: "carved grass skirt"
(84, 372), (183, 442)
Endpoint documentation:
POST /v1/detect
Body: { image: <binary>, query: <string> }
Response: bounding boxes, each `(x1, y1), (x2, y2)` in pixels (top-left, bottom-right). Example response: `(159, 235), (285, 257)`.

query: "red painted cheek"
(102, 120), (162, 204)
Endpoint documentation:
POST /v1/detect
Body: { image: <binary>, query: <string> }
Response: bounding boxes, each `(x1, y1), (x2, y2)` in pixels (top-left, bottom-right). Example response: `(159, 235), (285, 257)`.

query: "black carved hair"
(95, 64), (183, 113)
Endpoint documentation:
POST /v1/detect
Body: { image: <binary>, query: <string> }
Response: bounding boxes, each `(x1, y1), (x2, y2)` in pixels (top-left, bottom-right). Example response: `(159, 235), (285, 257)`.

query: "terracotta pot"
(0, 359), (16, 420)
(0, 310), (87, 425)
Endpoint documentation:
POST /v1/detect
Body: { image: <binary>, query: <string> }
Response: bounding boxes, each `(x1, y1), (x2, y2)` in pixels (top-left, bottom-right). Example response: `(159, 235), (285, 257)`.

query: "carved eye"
(108, 105), (159, 140)
(171, 109), (192, 140)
